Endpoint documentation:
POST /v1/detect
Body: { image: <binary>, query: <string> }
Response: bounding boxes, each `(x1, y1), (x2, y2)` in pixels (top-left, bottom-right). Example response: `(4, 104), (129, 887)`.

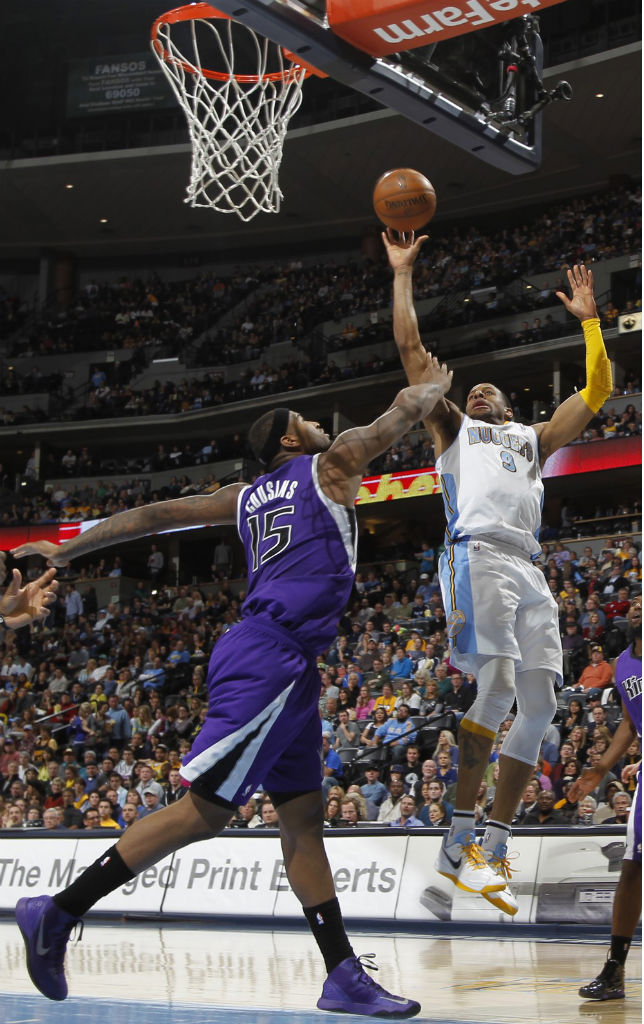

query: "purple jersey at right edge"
(615, 645), (642, 739)
(614, 643), (642, 863)
(237, 453), (357, 652)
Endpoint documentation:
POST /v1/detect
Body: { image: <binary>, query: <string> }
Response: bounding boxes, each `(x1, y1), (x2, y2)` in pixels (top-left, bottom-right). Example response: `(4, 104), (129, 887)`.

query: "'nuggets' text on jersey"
(436, 414), (543, 557)
(467, 425), (534, 463)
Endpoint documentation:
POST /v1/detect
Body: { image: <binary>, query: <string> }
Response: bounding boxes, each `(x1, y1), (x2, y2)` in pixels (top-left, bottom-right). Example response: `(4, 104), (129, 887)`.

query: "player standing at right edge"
(570, 595), (641, 1001)
(384, 229), (613, 914)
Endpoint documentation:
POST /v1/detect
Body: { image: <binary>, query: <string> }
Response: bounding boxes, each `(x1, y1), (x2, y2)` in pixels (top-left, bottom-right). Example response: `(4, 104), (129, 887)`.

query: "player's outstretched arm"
(0, 567), (59, 629)
(382, 229), (429, 384)
(534, 265), (613, 462)
(318, 361), (453, 506)
(568, 702), (636, 803)
(11, 484), (245, 566)
(383, 230), (461, 450)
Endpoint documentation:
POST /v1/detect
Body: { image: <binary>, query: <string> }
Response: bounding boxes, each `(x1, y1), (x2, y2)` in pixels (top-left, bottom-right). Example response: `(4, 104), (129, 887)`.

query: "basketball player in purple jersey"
(570, 595), (641, 1000)
(11, 366), (453, 1018)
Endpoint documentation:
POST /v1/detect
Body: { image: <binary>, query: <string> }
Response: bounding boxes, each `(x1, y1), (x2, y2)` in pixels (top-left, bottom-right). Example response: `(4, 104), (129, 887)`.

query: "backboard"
(199, 0), (573, 173)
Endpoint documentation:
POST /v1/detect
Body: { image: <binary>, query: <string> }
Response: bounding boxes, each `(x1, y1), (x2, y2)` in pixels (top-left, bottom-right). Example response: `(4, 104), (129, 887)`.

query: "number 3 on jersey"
(500, 450), (517, 473)
(247, 505), (294, 571)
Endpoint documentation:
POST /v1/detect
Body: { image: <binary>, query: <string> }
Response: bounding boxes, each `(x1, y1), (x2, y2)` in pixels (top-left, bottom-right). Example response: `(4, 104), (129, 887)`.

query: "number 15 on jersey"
(247, 505), (295, 571)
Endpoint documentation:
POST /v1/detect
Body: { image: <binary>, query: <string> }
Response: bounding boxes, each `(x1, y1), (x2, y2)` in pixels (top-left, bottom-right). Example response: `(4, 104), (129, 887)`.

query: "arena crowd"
(0, 184), (640, 433)
(0, 531), (639, 832)
(0, 390), (639, 530)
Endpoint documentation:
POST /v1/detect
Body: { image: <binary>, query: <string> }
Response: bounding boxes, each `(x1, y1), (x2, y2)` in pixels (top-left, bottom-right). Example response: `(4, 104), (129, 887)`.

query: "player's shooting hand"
(555, 264), (598, 322)
(11, 540), (70, 567)
(382, 229), (428, 271)
(0, 567), (58, 629)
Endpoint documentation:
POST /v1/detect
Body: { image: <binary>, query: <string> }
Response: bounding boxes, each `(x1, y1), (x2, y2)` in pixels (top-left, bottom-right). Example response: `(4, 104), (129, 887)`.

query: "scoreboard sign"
(67, 52), (174, 117)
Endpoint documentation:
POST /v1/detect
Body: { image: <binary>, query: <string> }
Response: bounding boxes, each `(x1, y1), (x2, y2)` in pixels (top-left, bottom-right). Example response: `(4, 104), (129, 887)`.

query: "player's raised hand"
(555, 264), (598, 322)
(11, 540), (69, 566)
(382, 228), (428, 271)
(421, 353), (452, 395)
(0, 566), (58, 629)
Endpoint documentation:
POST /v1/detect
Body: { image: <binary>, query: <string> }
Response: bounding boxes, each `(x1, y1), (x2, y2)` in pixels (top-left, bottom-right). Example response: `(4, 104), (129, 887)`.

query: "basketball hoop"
(151, 3), (323, 221)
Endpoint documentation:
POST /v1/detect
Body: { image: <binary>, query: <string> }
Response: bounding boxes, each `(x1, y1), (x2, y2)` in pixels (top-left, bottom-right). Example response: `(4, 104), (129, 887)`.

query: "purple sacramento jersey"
(180, 453), (357, 806)
(614, 645), (642, 740)
(614, 644), (641, 863)
(237, 453), (357, 651)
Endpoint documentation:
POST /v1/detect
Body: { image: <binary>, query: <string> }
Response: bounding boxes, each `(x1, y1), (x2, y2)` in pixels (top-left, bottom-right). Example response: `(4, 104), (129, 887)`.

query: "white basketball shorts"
(439, 536), (562, 684)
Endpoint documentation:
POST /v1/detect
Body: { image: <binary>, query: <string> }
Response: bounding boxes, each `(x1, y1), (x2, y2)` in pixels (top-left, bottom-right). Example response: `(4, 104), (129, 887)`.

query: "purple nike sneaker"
(15, 894), (82, 1000)
(317, 954), (420, 1018)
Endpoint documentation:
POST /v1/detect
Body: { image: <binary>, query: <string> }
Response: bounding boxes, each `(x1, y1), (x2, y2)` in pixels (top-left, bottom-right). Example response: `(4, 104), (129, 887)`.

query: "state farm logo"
(326, 0), (568, 56)
(374, 2), (555, 47)
(328, 0), (568, 56)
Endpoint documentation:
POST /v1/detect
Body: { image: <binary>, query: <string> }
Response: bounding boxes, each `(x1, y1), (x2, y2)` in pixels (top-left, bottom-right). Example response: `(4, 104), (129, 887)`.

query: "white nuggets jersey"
(436, 414), (543, 558)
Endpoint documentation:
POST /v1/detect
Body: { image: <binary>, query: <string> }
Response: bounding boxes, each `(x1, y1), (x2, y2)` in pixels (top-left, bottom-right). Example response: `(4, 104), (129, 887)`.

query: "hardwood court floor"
(0, 918), (640, 1024)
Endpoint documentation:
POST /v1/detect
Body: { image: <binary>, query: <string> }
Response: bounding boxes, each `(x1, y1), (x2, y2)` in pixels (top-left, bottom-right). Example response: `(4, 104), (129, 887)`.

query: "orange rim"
(151, 2), (320, 83)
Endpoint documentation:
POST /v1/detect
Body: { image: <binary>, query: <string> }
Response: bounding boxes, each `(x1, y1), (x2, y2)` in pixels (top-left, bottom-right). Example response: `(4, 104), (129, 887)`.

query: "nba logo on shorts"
(447, 609), (466, 638)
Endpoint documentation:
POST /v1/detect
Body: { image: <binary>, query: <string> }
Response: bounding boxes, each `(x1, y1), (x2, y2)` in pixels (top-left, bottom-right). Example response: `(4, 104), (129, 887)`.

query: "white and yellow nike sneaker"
(481, 842), (519, 916)
(435, 830), (505, 894)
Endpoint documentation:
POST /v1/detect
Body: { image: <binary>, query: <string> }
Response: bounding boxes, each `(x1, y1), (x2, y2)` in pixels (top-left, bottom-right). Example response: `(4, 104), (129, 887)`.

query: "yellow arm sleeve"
(578, 318), (613, 414)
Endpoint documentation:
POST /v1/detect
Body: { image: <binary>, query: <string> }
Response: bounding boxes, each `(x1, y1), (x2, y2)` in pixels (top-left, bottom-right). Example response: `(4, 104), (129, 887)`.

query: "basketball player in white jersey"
(384, 230), (613, 914)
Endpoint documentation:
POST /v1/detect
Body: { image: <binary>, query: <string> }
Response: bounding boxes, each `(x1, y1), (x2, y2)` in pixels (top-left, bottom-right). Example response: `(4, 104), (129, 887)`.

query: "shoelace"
(488, 850), (519, 881)
(355, 953), (385, 992)
(50, 920), (84, 971)
(598, 958), (622, 981)
(462, 841), (492, 871)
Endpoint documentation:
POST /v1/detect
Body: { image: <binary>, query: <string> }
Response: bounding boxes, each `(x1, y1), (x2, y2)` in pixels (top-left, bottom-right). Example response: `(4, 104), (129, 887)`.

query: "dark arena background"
(0, 1), (641, 1022)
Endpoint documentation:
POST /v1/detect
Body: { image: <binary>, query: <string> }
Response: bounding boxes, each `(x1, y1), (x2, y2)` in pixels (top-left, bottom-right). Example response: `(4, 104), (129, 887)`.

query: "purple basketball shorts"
(180, 617), (323, 807)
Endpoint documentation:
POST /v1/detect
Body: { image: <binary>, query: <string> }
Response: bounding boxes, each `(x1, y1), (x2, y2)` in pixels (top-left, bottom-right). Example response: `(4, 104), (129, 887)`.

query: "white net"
(152, 13), (308, 221)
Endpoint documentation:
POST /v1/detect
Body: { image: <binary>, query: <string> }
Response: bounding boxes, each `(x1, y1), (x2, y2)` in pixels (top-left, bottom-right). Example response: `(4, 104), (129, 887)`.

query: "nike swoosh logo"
(36, 915), (50, 956)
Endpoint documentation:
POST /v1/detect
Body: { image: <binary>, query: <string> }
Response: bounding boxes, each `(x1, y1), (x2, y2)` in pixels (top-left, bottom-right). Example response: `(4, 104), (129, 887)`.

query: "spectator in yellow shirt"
(97, 798), (121, 830)
(373, 682), (397, 716)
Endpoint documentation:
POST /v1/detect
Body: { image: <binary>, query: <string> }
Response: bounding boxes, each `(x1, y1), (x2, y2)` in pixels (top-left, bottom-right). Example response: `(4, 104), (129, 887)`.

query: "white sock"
(448, 810), (475, 843)
(482, 820), (512, 852)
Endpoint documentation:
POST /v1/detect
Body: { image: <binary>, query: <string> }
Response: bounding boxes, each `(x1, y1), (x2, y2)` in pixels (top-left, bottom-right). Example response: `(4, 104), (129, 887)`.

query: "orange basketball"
(373, 168), (437, 232)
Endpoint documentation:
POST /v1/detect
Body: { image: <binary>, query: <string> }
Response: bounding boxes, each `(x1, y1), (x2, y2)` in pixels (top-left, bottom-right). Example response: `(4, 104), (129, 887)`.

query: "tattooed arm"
(11, 484), (246, 566)
(318, 359), (452, 508)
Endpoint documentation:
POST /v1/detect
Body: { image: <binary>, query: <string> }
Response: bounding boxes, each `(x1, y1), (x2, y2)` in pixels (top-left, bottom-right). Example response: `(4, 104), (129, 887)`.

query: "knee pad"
(501, 669), (558, 766)
(460, 657), (516, 739)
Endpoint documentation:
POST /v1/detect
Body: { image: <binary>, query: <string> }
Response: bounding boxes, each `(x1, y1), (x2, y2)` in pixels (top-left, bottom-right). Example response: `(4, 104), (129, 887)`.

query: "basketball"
(373, 168), (437, 232)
